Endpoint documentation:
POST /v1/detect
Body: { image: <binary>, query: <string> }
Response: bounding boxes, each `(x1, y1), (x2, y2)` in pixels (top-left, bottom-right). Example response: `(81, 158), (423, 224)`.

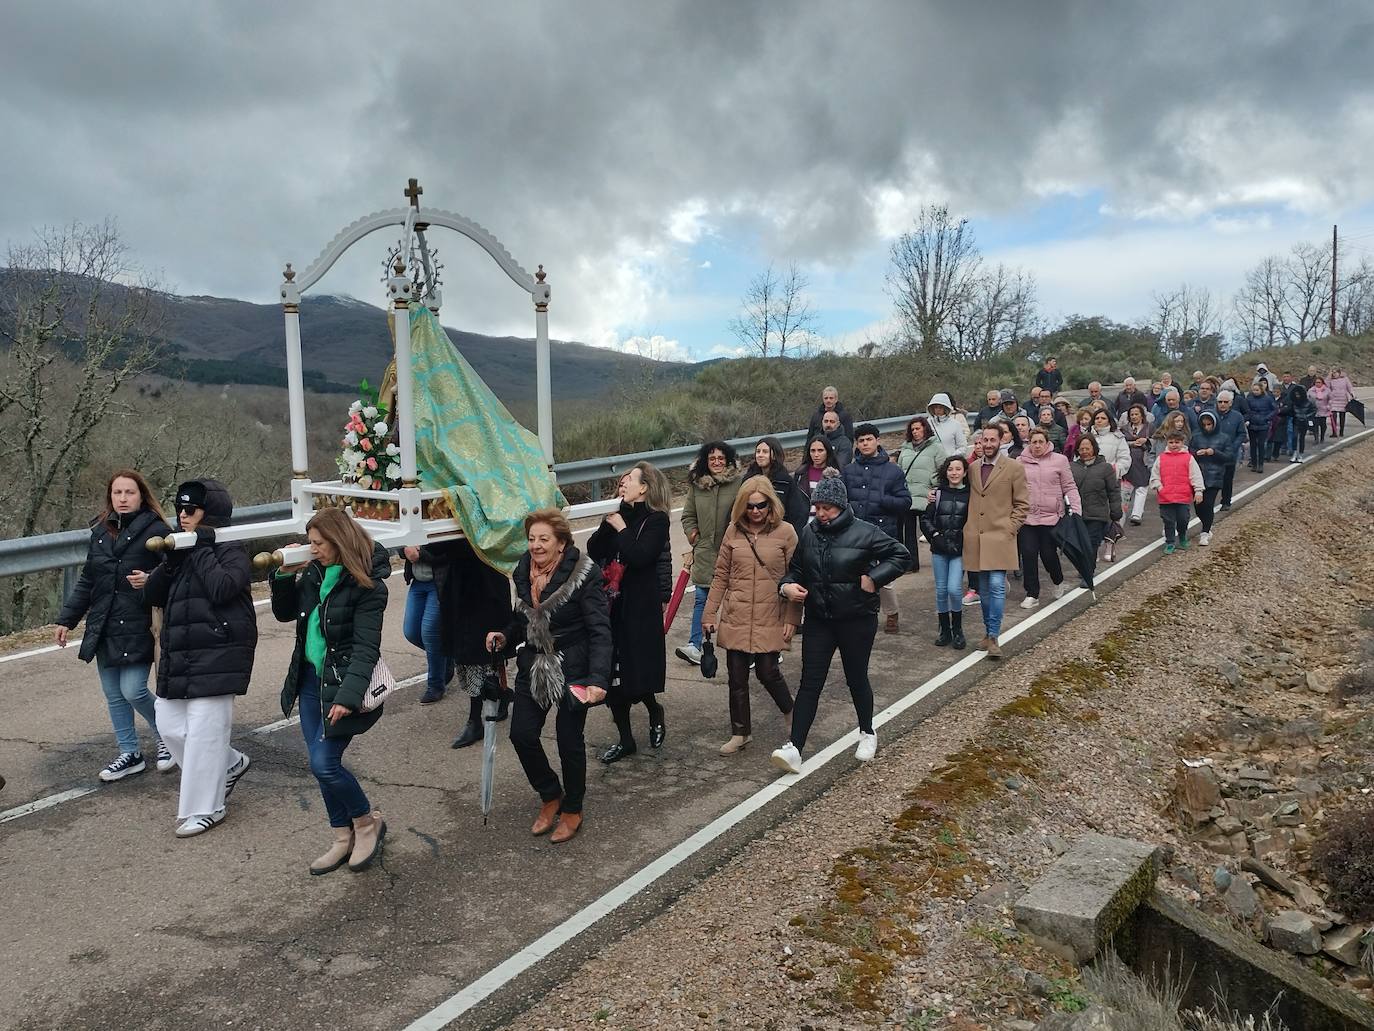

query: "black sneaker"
(99, 751), (146, 782)
(223, 753), (251, 800)
(419, 685), (445, 704)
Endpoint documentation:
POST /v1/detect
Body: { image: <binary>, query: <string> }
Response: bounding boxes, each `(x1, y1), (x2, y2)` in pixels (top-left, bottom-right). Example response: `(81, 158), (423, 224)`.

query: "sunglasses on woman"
(745, 500), (770, 511)
(176, 503), (201, 516)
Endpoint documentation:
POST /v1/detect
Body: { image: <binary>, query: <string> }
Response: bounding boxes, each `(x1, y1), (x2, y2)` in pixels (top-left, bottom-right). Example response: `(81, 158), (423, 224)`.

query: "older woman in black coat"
(488, 509), (612, 844)
(588, 461), (672, 763)
(140, 479), (257, 838)
(56, 469), (173, 783)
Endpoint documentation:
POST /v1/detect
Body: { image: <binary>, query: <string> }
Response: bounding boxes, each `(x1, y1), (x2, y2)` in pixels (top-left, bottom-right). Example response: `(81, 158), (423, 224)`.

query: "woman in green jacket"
(676, 440), (740, 665)
(272, 509), (390, 876)
(896, 416), (946, 572)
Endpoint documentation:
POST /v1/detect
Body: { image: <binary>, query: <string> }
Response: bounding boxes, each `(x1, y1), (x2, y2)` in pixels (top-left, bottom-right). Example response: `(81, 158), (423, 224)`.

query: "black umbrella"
(1052, 512), (1096, 592)
(1348, 398), (1366, 426)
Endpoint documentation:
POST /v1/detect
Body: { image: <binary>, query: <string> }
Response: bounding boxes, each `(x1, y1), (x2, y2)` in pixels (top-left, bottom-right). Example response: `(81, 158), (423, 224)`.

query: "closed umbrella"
(1052, 512), (1097, 592)
(663, 567), (690, 635)
(479, 661), (508, 824)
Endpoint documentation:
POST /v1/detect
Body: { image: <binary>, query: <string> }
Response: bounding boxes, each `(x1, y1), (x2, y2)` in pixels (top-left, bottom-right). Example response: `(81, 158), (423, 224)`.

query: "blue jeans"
(95, 657), (157, 754)
(298, 665), (371, 828)
(978, 571), (1007, 638)
(403, 579), (447, 693)
(690, 585), (710, 648)
(931, 554), (964, 614)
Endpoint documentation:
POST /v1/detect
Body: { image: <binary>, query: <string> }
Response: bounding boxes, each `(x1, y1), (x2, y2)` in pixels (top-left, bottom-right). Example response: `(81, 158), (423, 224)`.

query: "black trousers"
(1017, 523), (1064, 599)
(1221, 462), (1237, 507)
(1248, 428), (1267, 471)
(725, 649), (792, 736)
(1160, 503), (1190, 543)
(1334, 411), (1348, 436)
(901, 511), (921, 571)
(510, 682), (589, 814)
(1195, 485), (1221, 532)
(789, 614), (877, 751)
(609, 694), (664, 746)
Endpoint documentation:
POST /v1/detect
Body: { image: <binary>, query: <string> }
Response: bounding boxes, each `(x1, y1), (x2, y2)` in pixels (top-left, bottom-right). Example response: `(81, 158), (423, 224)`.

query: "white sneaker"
(1198, 531), (1212, 546)
(770, 742), (802, 774)
(855, 732), (878, 762)
(1019, 596), (1039, 610)
(155, 740), (175, 773)
(674, 643), (702, 665)
(1053, 582), (1069, 600)
(175, 809), (226, 838)
(962, 590), (980, 607)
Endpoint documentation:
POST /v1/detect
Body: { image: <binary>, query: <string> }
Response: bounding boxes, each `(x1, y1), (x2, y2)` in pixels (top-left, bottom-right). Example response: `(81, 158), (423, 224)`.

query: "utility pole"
(1331, 224), (1338, 336)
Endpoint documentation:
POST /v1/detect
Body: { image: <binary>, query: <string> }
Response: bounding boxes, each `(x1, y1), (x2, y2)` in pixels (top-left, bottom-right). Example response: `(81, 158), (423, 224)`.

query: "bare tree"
(1153, 283), (1224, 364)
(728, 262), (818, 358)
(0, 220), (167, 627)
(1282, 241), (1333, 344)
(1337, 255), (1374, 337)
(886, 204), (982, 354)
(1231, 256), (1287, 350)
(947, 264), (1038, 363)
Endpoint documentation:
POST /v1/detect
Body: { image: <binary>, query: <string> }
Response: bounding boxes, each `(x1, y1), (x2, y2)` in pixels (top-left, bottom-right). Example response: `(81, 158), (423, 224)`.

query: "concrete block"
(1013, 833), (1158, 963)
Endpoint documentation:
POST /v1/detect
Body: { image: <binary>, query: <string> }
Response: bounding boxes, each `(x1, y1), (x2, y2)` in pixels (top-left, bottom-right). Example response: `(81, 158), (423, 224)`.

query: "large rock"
(1266, 910), (1321, 954)
(1014, 834), (1157, 963)
(1223, 876), (1261, 920)
(1322, 924), (1366, 967)
(1176, 761), (1222, 824)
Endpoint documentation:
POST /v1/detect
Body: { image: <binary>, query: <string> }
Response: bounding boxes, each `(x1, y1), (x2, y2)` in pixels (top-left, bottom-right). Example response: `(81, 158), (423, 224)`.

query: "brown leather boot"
(550, 812), (583, 843)
(531, 797), (561, 836)
(884, 613), (899, 633)
(309, 827), (353, 876)
(347, 813), (385, 872)
(984, 635), (1002, 659)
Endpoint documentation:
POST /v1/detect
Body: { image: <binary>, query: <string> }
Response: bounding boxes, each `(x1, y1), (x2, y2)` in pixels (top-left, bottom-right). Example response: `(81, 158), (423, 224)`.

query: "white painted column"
(388, 261), (419, 485)
(533, 265), (553, 464)
(280, 265), (308, 478)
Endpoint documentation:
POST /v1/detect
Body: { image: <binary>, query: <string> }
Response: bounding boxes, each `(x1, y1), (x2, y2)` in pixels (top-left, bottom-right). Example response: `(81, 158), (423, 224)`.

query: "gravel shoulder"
(506, 436), (1374, 1031)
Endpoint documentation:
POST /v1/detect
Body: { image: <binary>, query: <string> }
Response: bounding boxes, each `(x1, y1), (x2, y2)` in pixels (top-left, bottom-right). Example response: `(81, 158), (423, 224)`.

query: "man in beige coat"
(963, 427), (1029, 657)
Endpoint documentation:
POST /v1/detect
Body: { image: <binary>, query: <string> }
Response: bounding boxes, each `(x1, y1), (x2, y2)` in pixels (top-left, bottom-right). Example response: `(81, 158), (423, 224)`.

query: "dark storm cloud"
(1, 0), (1371, 342)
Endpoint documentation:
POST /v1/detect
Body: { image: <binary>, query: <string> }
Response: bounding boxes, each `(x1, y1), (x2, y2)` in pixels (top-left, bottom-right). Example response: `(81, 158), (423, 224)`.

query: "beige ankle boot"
(348, 813), (385, 872)
(719, 735), (751, 755)
(310, 827), (353, 876)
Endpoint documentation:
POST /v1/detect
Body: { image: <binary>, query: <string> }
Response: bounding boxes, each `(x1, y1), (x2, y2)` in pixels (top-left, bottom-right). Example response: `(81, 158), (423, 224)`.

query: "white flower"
(344, 449), (363, 467)
(349, 400), (363, 413)
(385, 443), (400, 456)
(344, 431), (358, 446)
(385, 463), (401, 480)
(363, 406), (378, 419)
(374, 421), (388, 436)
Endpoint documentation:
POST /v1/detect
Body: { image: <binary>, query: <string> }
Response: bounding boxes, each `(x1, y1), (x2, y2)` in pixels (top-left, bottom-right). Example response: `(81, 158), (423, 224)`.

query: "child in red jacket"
(1148, 431), (1203, 553)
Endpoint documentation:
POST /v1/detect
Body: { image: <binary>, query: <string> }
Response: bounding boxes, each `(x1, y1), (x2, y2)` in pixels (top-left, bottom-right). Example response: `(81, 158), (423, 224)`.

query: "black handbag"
(699, 628), (719, 679)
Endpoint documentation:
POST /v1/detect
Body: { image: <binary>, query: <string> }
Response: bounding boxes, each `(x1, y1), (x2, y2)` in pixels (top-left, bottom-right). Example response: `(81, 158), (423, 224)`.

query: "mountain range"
(161, 292), (704, 403)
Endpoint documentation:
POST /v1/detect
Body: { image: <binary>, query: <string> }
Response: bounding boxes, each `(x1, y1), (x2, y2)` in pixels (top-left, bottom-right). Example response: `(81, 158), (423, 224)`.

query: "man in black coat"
(1034, 357), (1063, 397)
(806, 385), (855, 442)
(141, 479), (256, 837)
(771, 471), (909, 775)
(842, 424), (912, 634)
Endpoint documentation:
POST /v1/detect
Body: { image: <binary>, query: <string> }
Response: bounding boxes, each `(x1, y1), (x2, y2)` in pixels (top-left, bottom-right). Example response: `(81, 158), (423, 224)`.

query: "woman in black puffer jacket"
(770, 469), (909, 775)
(273, 509), (391, 875)
(919, 455), (972, 651)
(141, 478), (257, 839)
(489, 509), (612, 845)
(56, 469), (173, 783)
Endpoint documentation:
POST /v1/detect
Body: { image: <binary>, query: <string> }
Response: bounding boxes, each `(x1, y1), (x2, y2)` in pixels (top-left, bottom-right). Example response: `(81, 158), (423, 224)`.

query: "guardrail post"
(590, 480), (601, 502)
(61, 563), (81, 606)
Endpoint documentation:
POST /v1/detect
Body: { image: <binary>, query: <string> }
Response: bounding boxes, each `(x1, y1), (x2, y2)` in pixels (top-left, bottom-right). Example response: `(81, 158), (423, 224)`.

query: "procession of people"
(48, 362), (1359, 864)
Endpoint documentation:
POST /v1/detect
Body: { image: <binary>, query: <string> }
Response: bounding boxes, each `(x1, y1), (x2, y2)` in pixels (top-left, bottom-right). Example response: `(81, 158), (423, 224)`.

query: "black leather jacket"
(918, 484), (971, 557)
(781, 507), (909, 621)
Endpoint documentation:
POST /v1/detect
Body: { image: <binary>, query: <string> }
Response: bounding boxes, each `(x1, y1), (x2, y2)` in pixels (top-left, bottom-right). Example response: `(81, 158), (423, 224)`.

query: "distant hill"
(161, 293), (703, 403)
(0, 272), (706, 405)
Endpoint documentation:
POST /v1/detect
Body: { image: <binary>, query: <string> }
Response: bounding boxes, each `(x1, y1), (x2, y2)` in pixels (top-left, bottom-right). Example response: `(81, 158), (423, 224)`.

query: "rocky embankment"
(512, 440), (1374, 1031)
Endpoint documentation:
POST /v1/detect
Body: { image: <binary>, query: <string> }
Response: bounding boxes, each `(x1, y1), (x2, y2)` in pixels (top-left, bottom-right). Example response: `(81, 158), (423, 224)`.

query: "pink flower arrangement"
(335, 382), (402, 490)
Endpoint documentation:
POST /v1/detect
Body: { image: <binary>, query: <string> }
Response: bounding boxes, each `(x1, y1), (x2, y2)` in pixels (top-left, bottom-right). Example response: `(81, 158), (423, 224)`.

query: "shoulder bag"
(359, 655), (399, 712)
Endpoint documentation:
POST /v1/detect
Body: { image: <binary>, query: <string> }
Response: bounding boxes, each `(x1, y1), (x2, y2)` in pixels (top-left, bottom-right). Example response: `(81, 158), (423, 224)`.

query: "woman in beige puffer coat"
(702, 476), (801, 755)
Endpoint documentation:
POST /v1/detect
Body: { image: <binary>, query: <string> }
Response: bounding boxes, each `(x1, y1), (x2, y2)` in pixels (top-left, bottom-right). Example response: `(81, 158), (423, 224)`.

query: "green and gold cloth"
(409, 304), (565, 573)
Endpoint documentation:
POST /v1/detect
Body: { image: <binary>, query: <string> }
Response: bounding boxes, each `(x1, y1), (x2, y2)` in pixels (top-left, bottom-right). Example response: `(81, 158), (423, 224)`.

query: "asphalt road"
(1, 415), (1365, 1031)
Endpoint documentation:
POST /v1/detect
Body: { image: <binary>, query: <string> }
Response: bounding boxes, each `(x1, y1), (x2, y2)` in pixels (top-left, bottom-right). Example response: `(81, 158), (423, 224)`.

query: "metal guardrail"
(0, 413), (919, 582)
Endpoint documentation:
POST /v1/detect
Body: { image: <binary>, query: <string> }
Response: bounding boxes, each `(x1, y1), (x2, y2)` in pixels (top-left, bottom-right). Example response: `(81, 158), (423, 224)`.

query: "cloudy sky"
(3, 1), (1373, 362)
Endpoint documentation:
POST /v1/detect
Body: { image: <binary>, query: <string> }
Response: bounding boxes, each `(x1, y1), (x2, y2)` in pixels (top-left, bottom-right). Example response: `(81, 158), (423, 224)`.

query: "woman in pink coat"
(1327, 367), (1354, 437)
(1309, 376), (1331, 444)
(1016, 427), (1082, 609)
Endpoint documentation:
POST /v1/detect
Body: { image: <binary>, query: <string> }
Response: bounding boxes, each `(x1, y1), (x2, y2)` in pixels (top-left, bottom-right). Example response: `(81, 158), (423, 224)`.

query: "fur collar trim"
(513, 551), (597, 709)
(693, 465), (740, 491)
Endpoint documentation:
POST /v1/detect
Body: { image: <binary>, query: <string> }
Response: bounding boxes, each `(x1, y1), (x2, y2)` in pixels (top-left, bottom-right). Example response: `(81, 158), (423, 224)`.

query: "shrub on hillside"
(1312, 801), (1374, 920)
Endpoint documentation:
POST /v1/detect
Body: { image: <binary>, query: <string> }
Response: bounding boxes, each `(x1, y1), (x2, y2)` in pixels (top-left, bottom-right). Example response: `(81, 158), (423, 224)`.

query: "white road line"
(0, 786), (99, 825)
(402, 427), (1373, 1031)
(0, 597), (274, 666)
(0, 672), (430, 825)
(0, 507), (686, 668)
